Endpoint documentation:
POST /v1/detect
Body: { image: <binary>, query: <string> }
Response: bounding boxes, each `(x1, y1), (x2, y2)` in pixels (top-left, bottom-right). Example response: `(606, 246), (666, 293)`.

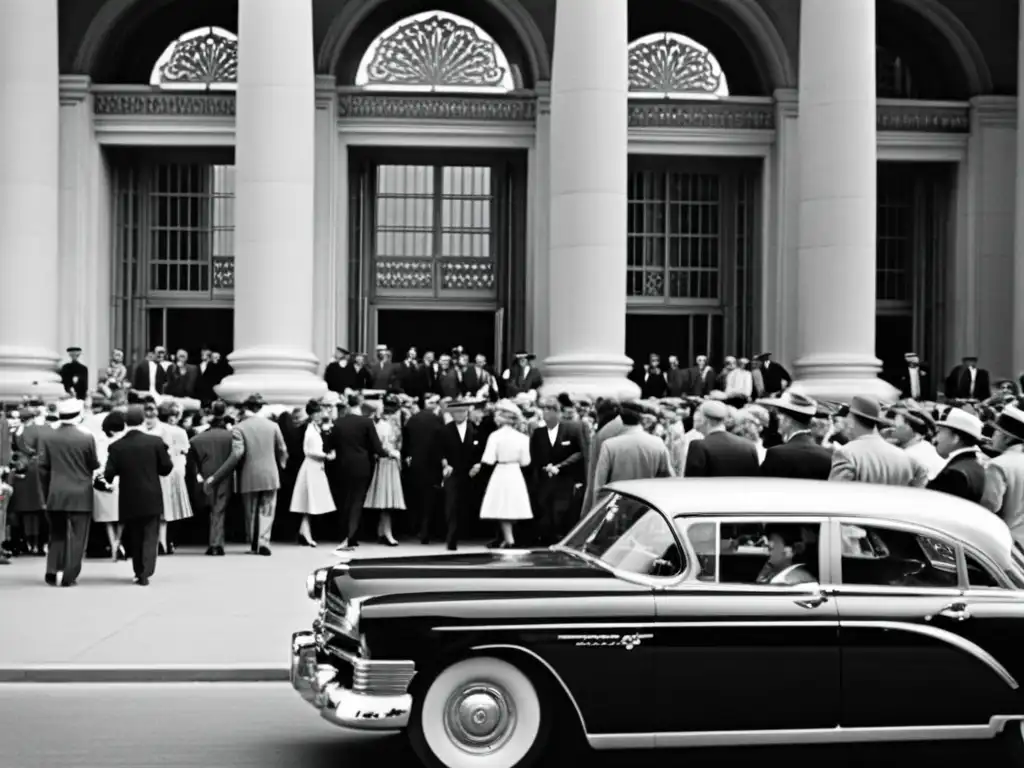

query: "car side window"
(681, 519), (822, 586)
(839, 523), (959, 589)
(965, 551), (1002, 589)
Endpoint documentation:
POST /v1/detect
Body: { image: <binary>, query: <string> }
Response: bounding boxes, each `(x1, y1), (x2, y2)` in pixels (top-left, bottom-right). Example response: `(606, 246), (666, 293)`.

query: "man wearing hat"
(756, 353), (791, 396)
(893, 352), (932, 401)
(440, 397), (487, 550)
(369, 345), (399, 392)
(981, 404), (1024, 544)
(60, 346), (89, 400)
(38, 399), (99, 586)
(944, 356), (991, 401)
(829, 396), (917, 486)
(685, 400), (760, 477)
(323, 347), (352, 394)
(402, 392), (446, 543)
(758, 391), (833, 480)
(593, 400), (672, 492)
(888, 404), (944, 482)
(502, 351), (542, 399)
(927, 407), (986, 503)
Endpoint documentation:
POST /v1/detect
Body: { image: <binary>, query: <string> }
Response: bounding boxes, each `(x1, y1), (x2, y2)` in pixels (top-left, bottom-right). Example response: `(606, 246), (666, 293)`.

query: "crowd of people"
(2, 340), (1023, 588)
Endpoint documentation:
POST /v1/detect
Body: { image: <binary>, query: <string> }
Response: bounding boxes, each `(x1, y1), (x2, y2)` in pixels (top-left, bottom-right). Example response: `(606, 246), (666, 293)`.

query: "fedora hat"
(56, 398), (82, 419)
(758, 389), (817, 419)
(847, 395), (891, 426)
(993, 404), (1024, 442)
(936, 407), (984, 442)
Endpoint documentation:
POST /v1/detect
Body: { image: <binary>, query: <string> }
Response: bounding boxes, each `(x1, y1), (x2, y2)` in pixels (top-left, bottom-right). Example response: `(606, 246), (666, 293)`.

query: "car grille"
(350, 657), (416, 696)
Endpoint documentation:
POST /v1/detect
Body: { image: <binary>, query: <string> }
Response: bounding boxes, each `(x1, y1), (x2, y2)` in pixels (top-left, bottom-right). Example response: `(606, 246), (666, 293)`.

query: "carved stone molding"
(338, 93), (535, 121)
(629, 101), (775, 130)
(375, 259), (432, 290)
(153, 27), (238, 90)
(877, 103), (970, 133)
(441, 260), (495, 290)
(629, 33), (726, 98)
(93, 92), (236, 116)
(212, 256), (235, 291)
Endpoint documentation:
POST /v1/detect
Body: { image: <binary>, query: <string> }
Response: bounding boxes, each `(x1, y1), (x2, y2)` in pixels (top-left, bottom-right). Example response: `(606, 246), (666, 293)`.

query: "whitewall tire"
(408, 656), (549, 768)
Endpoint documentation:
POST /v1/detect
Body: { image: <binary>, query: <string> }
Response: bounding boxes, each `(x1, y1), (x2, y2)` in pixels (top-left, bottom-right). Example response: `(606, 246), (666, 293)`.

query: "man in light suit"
(592, 401), (673, 493)
(38, 399), (99, 587)
(582, 400), (626, 512)
(828, 395), (921, 486)
(206, 394), (288, 555)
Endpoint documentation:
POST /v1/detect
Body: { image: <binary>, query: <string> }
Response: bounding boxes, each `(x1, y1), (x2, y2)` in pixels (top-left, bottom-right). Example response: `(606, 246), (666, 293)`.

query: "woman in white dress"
(478, 399), (533, 548)
(364, 396), (405, 547)
(93, 411), (126, 561)
(148, 402), (193, 554)
(290, 400), (336, 547)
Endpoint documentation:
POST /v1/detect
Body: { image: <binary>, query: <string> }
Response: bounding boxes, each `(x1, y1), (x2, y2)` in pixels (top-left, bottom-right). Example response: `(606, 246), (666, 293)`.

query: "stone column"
(790, 0), (897, 402)
(0, 0), (65, 401)
(216, 0), (326, 405)
(540, 0), (639, 400)
(1013, 0), (1024, 377)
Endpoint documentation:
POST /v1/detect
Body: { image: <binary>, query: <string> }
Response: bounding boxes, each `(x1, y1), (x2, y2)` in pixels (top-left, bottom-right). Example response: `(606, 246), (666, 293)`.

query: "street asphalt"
(0, 543), (485, 679)
(0, 683), (1000, 768)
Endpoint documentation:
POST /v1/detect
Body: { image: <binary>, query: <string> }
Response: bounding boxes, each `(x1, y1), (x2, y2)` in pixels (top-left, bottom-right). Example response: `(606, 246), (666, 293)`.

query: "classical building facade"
(0, 0), (1020, 402)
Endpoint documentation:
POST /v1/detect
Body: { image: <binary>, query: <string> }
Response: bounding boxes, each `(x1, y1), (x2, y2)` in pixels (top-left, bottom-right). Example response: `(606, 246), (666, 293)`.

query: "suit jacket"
(583, 416), (627, 511)
(196, 360), (227, 403)
(189, 426), (234, 488)
(759, 432), (832, 480)
(402, 409), (446, 485)
(462, 366), (494, 397)
(38, 423), (99, 512)
(505, 365), (543, 397)
(685, 430), (760, 478)
(593, 427), (672, 491)
(165, 363), (199, 398)
(530, 421), (586, 487)
(396, 361), (425, 398)
(828, 433), (918, 486)
(324, 361), (349, 394)
(927, 450), (986, 504)
(60, 361), (89, 400)
(210, 414), (287, 492)
(945, 365), (991, 401)
(327, 413), (387, 480)
(442, 421), (484, 477)
(761, 361), (791, 394)
(893, 365), (933, 401)
(665, 368), (687, 397)
(105, 429), (173, 520)
(131, 360), (167, 394)
(368, 361), (399, 391)
(683, 366), (716, 397)
(438, 369), (464, 399)
(639, 370), (668, 399)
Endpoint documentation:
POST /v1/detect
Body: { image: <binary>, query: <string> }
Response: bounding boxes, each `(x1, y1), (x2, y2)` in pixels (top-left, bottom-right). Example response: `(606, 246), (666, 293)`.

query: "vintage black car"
(290, 477), (1024, 767)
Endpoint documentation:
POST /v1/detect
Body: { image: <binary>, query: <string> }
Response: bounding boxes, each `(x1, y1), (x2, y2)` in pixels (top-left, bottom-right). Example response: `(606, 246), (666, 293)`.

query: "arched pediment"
(150, 26), (237, 90)
(629, 32), (729, 99)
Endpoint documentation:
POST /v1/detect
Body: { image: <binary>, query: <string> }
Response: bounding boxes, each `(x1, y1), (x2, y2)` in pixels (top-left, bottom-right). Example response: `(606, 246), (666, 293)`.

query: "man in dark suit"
(441, 398), (485, 550)
(396, 347), (425, 398)
(502, 352), (543, 398)
(756, 353), (791, 395)
(683, 354), (717, 397)
(323, 347), (352, 393)
(944, 356), (991, 401)
(665, 356), (687, 397)
(38, 399), (99, 586)
(165, 348), (200, 398)
(326, 394), (392, 548)
(530, 396), (586, 544)
(368, 346), (399, 391)
(758, 391), (833, 480)
(685, 400), (760, 477)
(891, 351), (933, 401)
(638, 354), (669, 400)
(402, 395), (446, 543)
(929, 407), (986, 503)
(196, 345), (228, 405)
(59, 346), (89, 400)
(105, 405), (173, 584)
(462, 354), (496, 399)
(189, 401), (234, 555)
(131, 349), (167, 395)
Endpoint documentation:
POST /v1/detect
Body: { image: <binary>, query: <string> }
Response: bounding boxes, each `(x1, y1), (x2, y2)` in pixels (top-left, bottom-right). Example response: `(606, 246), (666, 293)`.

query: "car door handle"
(927, 602), (971, 622)
(794, 593), (828, 609)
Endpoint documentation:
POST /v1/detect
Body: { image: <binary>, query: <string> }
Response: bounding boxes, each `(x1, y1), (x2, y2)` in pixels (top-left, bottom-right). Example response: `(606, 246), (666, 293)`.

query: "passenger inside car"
(755, 525), (818, 586)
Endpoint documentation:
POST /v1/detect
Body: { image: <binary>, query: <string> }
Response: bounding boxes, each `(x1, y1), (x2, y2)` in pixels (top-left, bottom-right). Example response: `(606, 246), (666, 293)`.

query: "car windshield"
(559, 492), (680, 576)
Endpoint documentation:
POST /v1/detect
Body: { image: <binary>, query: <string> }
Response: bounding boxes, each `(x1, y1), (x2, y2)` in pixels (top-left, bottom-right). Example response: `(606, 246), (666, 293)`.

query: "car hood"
(337, 548), (611, 581)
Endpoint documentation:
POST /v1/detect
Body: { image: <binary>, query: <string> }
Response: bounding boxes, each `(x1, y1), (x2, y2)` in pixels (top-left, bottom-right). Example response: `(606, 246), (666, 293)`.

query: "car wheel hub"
(444, 683), (516, 752)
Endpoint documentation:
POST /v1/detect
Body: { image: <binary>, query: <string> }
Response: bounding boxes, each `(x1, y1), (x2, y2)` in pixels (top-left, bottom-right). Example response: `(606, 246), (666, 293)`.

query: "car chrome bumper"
(290, 631), (413, 731)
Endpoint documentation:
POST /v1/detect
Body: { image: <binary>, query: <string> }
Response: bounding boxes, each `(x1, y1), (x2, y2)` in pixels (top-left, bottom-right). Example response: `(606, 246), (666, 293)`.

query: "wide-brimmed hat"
(936, 407), (984, 442)
(993, 404), (1024, 442)
(513, 350), (536, 361)
(697, 400), (729, 421)
(494, 399), (523, 420)
(758, 389), (817, 419)
(847, 395), (891, 426)
(447, 397), (485, 411)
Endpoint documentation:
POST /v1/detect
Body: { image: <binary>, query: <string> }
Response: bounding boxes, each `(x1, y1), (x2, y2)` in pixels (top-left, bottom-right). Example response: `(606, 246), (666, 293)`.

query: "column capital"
(315, 74), (337, 101)
(970, 95), (1015, 128)
(59, 74), (91, 107)
(773, 88), (798, 118)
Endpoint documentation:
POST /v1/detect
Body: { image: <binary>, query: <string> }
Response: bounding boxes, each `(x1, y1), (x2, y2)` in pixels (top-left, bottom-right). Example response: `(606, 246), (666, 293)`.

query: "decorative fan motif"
(629, 34), (724, 97)
(363, 14), (508, 89)
(155, 28), (237, 89)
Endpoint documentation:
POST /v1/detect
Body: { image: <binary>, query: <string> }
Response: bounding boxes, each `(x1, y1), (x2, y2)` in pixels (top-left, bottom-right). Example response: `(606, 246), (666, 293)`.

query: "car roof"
(606, 477), (1014, 565)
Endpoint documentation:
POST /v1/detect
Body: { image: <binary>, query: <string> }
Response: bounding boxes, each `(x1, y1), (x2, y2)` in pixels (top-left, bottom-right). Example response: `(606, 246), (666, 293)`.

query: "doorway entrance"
(626, 312), (726, 376)
(148, 307), (234, 361)
(376, 309), (496, 364)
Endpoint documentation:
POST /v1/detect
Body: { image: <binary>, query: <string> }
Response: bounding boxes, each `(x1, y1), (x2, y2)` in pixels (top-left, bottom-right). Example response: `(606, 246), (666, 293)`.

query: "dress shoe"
(158, 543), (166, 556)
(446, 544), (458, 551)
(44, 573), (57, 586)
(137, 577), (149, 586)
(215, 546), (225, 556)
(298, 534), (316, 548)
(61, 579), (77, 587)
(205, 547), (217, 556)
(257, 546), (272, 556)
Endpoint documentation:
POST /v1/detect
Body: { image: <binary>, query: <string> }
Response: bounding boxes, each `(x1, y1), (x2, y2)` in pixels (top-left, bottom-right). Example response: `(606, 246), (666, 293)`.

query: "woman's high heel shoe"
(298, 534), (317, 548)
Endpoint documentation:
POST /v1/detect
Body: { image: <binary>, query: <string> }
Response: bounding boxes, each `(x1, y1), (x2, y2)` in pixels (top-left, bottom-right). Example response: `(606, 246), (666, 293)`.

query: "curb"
(0, 664), (290, 683)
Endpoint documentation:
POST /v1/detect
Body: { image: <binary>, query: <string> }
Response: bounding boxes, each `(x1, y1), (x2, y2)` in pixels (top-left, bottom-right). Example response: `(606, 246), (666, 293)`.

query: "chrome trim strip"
(471, 644), (589, 733)
(436, 620), (838, 632)
(587, 717), (1020, 750)
(843, 620), (1018, 690)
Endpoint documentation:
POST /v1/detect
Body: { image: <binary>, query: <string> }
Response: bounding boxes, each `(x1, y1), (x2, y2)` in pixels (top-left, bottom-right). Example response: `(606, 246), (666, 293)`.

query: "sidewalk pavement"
(0, 542), (484, 682)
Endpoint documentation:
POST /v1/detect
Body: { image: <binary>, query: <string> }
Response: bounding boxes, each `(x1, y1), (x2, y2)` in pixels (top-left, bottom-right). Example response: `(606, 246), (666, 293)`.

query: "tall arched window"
(629, 32), (730, 100)
(150, 26), (237, 91)
(355, 11), (518, 93)
(876, 46), (917, 99)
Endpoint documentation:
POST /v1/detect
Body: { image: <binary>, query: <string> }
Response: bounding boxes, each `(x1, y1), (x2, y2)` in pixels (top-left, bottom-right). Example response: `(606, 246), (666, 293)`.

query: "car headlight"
(305, 568), (329, 600)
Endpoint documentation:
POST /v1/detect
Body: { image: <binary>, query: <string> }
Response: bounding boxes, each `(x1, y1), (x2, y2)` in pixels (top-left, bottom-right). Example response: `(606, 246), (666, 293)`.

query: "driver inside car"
(756, 525), (818, 586)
